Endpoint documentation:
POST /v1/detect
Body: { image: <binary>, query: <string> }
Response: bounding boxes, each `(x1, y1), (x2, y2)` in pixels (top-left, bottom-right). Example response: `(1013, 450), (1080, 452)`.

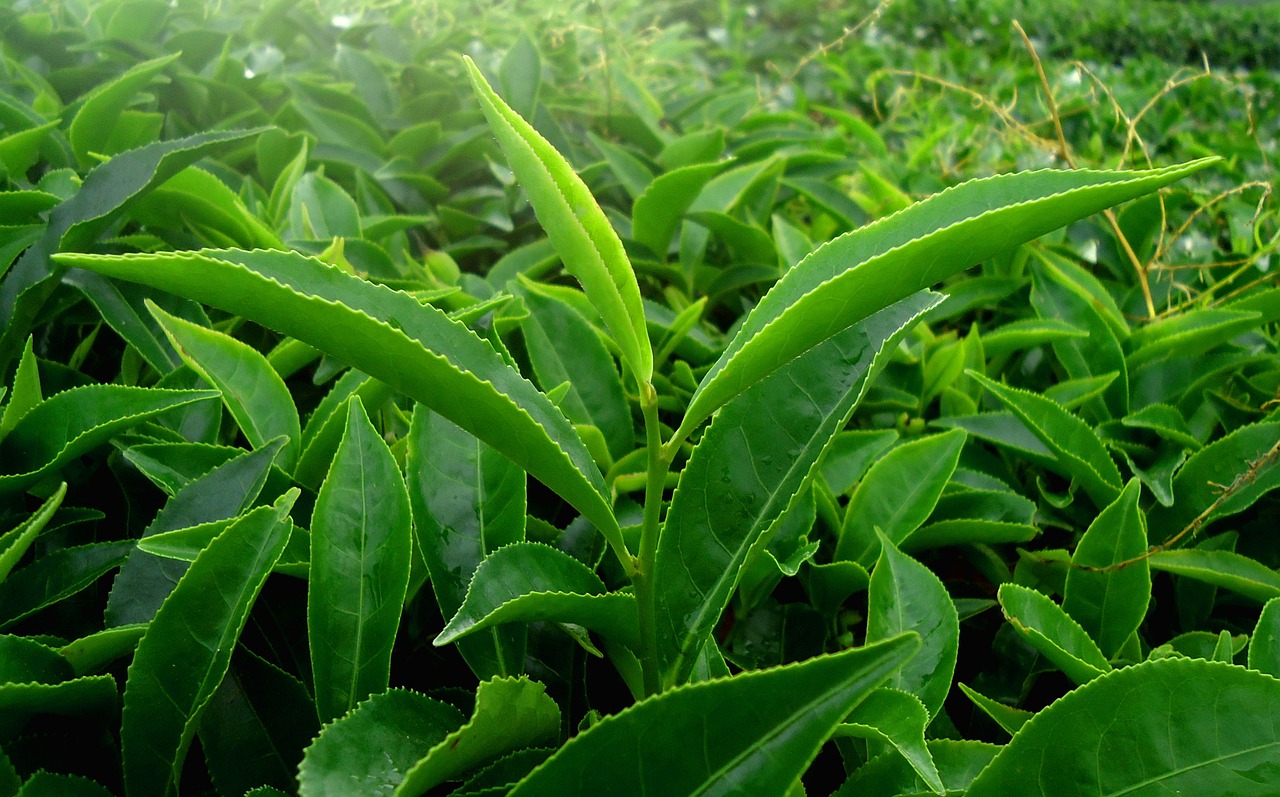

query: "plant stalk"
(634, 379), (668, 695)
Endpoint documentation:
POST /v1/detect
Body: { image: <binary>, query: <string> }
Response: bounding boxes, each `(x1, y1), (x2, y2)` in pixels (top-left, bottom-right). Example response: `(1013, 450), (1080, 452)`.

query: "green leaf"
(310, 397), (412, 723)
(56, 247), (626, 570)
(836, 739), (999, 797)
(129, 166), (283, 250)
(957, 683), (1034, 737)
(508, 635), (919, 797)
(395, 677), (560, 797)
(297, 689), (465, 797)
(0, 128), (264, 369)
(835, 428), (967, 566)
(0, 482), (64, 582)
(836, 688), (944, 794)
(62, 270), (201, 374)
(1149, 549), (1280, 604)
(1063, 479), (1151, 658)
(866, 534), (959, 718)
(107, 438), (285, 626)
(1249, 598), (1280, 678)
(633, 161), (727, 257)
(499, 35), (542, 119)
(520, 288), (633, 460)
(0, 541), (133, 629)
(57, 623), (147, 677)
(1030, 251), (1129, 418)
(0, 386), (219, 496)
(673, 159), (1217, 443)
(436, 543), (639, 650)
(655, 293), (940, 687)
(14, 772), (115, 797)
(997, 583), (1111, 685)
(971, 373), (1123, 506)
(408, 408), (527, 679)
(1146, 421), (1280, 543)
(69, 53), (180, 166)
(150, 301), (302, 471)
(1125, 307), (1262, 368)
(0, 337), (40, 437)
(465, 57), (651, 383)
(120, 491), (295, 797)
(296, 372), (395, 490)
(966, 659), (1280, 796)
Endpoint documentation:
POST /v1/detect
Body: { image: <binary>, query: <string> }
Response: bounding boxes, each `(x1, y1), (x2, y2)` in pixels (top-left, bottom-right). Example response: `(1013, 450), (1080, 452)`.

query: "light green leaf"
(966, 659), (1280, 796)
(971, 373), (1123, 506)
(58, 624), (147, 677)
(655, 293), (940, 687)
(408, 408), (527, 679)
(0, 336), (40, 437)
(149, 301), (302, 471)
(1149, 549), (1280, 604)
(957, 683), (1034, 737)
(465, 57), (651, 383)
(633, 161), (728, 257)
(297, 689), (465, 797)
(674, 159), (1217, 444)
(1063, 479), (1151, 658)
(866, 534), (959, 718)
(310, 397), (412, 723)
(395, 677), (560, 797)
(69, 53), (180, 166)
(836, 688), (944, 794)
(836, 739), (999, 797)
(836, 428), (966, 566)
(436, 543), (638, 650)
(56, 247), (626, 570)
(121, 491), (295, 797)
(499, 35), (542, 119)
(998, 583), (1111, 685)
(508, 635), (919, 797)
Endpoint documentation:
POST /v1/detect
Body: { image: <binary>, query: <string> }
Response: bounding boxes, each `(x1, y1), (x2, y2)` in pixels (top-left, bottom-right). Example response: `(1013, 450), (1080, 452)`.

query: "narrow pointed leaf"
(835, 428), (966, 566)
(837, 740), (1000, 797)
(297, 689), (466, 797)
(957, 683), (1034, 736)
(56, 247), (626, 568)
(0, 128), (264, 369)
(655, 293), (940, 686)
(436, 543), (638, 650)
(465, 57), (651, 382)
(0, 541), (133, 629)
(408, 407), (527, 678)
(633, 161), (730, 257)
(69, 53), (180, 166)
(966, 659), (1280, 796)
(0, 483), (64, 582)
(508, 635), (919, 797)
(971, 373), (1123, 506)
(310, 398), (412, 723)
(836, 688), (944, 794)
(1149, 549), (1280, 604)
(1063, 480), (1151, 658)
(998, 583), (1111, 685)
(121, 491), (296, 797)
(149, 301), (302, 471)
(0, 386), (219, 496)
(396, 677), (560, 797)
(866, 534), (959, 718)
(675, 159), (1217, 442)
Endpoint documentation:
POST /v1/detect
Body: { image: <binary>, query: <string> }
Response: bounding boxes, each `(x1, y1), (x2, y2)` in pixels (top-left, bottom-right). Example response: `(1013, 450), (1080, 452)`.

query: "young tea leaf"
(997, 583), (1111, 685)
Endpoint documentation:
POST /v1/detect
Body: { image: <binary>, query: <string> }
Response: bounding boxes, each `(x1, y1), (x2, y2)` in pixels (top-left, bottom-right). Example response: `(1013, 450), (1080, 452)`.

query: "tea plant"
(1, 0), (1278, 795)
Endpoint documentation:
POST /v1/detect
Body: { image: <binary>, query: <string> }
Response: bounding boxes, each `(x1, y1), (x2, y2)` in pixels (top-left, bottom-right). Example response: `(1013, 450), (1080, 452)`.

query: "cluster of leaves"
(0, 0), (1278, 795)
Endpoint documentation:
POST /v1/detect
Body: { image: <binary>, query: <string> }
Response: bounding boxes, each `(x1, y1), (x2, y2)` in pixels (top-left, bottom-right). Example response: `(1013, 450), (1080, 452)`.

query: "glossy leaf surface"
(998, 583), (1111, 684)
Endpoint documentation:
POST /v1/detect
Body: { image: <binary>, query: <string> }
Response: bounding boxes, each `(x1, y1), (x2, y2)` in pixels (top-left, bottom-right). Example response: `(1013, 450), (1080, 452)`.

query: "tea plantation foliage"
(0, 0), (1278, 795)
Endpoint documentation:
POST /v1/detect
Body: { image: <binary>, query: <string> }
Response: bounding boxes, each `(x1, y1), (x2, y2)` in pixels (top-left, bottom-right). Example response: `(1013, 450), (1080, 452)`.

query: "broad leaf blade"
(149, 301), (302, 471)
(966, 659), (1280, 796)
(1249, 598), (1280, 678)
(57, 247), (626, 568)
(298, 689), (464, 797)
(310, 397), (412, 723)
(508, 635), (919, 797)
(655, 293), (940, 687)
(675, 159), (1216, 442)
(836, 688), (944, 794)
(1063, 479), (1151, 658)
(395, 677), (560, 797)
(121, 491), (295, 797)
(465, 57), (651, 383)
(997, 583), (1111, 685)
(1149, 549), (1280, 604)
(866, 534), (959, 718)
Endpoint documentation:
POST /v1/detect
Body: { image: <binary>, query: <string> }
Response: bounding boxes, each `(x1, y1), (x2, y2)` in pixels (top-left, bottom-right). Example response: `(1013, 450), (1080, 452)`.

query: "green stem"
(635, 379), (668, 695)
